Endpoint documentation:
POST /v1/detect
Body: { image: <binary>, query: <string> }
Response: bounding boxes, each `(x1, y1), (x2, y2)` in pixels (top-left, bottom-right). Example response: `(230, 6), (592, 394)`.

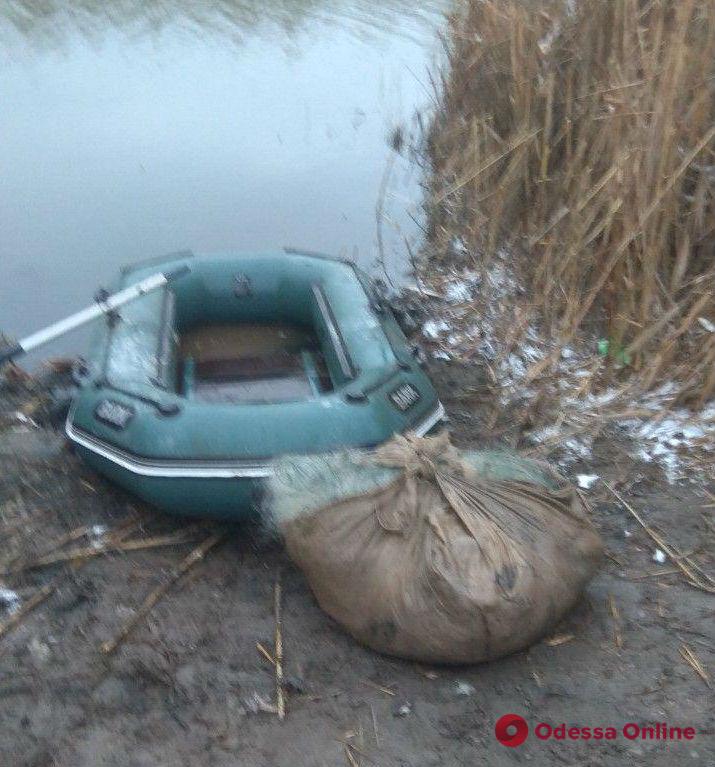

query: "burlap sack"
(277, 433), (603, 664)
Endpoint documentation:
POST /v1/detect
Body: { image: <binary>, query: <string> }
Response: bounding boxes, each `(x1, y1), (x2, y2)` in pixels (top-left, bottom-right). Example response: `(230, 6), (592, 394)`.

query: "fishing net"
(268, 432), (603, 664)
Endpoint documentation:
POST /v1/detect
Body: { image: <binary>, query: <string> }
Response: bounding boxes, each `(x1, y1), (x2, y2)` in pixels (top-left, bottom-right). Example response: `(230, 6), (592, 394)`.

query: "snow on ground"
(0, 588), (21, 615)
(413, 248), (715, 482)
(576, 474), (600, 489)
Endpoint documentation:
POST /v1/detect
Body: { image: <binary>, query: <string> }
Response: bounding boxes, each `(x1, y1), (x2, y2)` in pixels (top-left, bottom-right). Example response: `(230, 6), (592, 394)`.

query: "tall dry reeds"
(427, 0), (715, 406)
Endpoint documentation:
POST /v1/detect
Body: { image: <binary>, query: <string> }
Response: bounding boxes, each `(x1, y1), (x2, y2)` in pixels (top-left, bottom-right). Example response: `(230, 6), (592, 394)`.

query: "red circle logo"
(495, 714), (529, 747)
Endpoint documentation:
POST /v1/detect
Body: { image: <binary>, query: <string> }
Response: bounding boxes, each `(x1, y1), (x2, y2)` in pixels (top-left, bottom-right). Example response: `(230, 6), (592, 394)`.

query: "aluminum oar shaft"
(0, 265), (189, 367)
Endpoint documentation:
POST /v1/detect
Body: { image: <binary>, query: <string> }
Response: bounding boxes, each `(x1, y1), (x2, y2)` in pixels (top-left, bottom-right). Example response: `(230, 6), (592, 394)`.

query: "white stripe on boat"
(65, 402), (446, 479)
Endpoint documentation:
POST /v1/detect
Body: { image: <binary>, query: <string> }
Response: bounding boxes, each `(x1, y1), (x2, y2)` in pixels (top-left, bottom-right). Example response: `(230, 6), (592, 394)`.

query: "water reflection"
(0, 1), (445, 361)
(1, 0), (444, 51)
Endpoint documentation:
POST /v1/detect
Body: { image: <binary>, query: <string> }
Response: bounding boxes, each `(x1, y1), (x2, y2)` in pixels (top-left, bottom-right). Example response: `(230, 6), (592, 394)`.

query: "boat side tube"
(66, 252), (445, 482)
(65, 400), (445, 479)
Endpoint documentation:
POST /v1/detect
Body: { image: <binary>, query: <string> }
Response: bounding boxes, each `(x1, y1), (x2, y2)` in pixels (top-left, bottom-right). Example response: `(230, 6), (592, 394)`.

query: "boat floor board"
(180, 323), (315, 362)
(180, 322), (332, 403)
(193, 375), (314, 403)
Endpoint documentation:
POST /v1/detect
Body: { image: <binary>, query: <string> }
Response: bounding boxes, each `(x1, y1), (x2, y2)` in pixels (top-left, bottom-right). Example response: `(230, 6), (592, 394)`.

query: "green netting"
(269, 450), (398, 524)
(268, 446), (560, 525)
(463, 450), (560, 488)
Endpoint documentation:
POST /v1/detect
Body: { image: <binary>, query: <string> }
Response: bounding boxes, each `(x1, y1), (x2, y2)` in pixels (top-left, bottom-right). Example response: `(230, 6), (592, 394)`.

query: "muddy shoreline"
(0, 363), (713, 767)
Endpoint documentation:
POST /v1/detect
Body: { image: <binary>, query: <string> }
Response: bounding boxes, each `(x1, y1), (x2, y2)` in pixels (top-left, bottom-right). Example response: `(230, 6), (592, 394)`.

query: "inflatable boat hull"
(67, 401), (444, 518)
(66, 250), (444, 519)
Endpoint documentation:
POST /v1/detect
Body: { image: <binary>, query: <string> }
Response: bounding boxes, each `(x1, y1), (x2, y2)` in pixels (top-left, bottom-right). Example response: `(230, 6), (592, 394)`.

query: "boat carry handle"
(0, 265), (191, 369)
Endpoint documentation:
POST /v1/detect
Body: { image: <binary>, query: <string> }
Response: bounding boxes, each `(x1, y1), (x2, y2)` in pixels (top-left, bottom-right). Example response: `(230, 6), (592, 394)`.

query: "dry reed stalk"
(604, 483), (715, 594)
(100, 530), (224, 655)
(370, 705), (380, 748)
(427, 0), (715, 406)
(0, 517), (142, 642)
(679, 644), (711, 688)
(544, 633), (575, 647)
(608, 594), (623, 650)
(273, 570), (286, 720)
(4, 528), (203, 575)
(256, 641), (276, 665)
(343, 743), (360, 767)
(39, 524), (93, 553)
(360, 679), (396, 696)
(1, 520), (91, 574)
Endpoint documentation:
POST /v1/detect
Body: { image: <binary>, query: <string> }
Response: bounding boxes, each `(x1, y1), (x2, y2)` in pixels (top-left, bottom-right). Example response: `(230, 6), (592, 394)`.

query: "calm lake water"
(0, 1), (445, 363)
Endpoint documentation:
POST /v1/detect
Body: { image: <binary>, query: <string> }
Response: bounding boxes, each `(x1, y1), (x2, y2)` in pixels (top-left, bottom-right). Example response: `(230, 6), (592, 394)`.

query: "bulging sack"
(270, 433), (603, 664)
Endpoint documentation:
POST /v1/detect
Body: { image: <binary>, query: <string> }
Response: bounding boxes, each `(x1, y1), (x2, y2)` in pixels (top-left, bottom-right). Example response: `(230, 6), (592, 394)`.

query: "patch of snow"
(90, 525), (108, 550)
(522, 343), (543, 363)
(576, 474), (600, 489)
(415, 252), (715, 483)
(571, 387), (620, 411)
(478, 338), (497, 361)
(653, 549), (667, 564)
(394, 702), (412, 717)
(450, 237), (469, 256)
(637, 447), (653, 463)
(564, 436), (593, 462)
(444, 280), (473, 303)
(422, 319), (450, 339)
(682, 423), (706, 440)
(485, 262), (518, 295)
(432, 350), (452, 361)
(697, 317), (715, 333)
(454, 681), (476, 697)
(530, 424), (560, 444)
(506, 353), (527, 379)
(0, 588), (20, 614)
(629, 406), (715, 482)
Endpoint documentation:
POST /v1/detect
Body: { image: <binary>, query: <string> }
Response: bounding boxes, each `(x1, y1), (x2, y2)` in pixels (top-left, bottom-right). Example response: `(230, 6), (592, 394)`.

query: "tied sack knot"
(372, 432), (467, 482)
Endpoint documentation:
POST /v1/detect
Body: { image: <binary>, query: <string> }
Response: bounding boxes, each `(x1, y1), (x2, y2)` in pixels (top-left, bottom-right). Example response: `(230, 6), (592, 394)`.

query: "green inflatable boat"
(65, 250), (444, 518)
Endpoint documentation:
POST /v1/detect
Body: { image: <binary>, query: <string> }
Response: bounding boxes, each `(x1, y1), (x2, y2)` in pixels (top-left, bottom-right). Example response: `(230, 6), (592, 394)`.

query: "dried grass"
(426, 0), (715, 405)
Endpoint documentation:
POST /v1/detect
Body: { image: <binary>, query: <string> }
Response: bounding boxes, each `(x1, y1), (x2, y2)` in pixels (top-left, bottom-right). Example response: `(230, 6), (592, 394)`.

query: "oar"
(0, 265), (190, 368)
